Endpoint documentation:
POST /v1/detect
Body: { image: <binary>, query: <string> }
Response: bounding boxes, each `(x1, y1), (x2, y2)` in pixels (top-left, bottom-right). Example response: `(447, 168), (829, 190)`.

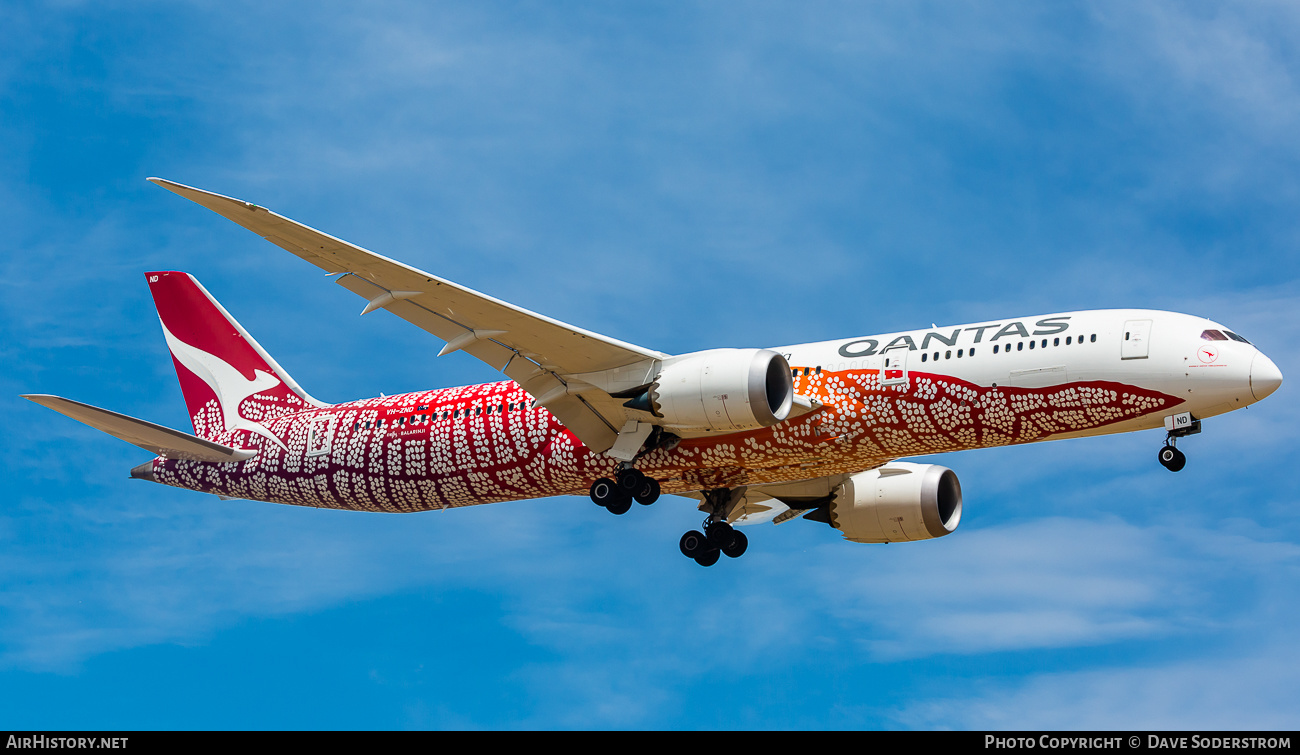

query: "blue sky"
(3, 0), (1299, 730)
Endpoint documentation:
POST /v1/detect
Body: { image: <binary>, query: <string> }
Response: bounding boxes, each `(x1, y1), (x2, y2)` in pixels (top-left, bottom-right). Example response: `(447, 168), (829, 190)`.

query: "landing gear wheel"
(1158, 445), (1186, 472)
(693, 548), (721, 567)
(616, 468), (646, 493)
(634, 478), (660, 505)
(706, 520), (737, 549)
(589, 478), (618, 507)
(721, 530), (748, 559)
(606, 495), (633, 515)
(679, 530), (707, 558)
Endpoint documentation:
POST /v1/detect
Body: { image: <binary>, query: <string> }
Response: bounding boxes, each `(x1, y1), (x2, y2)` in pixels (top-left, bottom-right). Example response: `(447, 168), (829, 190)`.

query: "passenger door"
(1121, 319), (1153, 360)
(881, 348), (909, 387)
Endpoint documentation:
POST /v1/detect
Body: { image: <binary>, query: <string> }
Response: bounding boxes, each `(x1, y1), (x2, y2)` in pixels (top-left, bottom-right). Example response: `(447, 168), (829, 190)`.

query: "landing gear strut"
(589, 464), (661, 514)
(678, 488), (750, 567)
(1158, 414), (1200, 472)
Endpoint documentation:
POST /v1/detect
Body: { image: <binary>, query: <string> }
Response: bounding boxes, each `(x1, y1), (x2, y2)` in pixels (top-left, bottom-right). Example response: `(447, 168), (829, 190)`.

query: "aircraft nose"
(1250, 352), (1283, 402)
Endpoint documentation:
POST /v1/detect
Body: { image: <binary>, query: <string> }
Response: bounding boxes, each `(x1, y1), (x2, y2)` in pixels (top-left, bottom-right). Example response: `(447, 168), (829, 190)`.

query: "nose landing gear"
(1158, 413), (1199, 472)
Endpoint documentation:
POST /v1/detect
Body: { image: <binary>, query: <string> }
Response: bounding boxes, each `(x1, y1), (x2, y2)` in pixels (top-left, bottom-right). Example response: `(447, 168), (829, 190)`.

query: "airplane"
(23, 179), (1285, 567)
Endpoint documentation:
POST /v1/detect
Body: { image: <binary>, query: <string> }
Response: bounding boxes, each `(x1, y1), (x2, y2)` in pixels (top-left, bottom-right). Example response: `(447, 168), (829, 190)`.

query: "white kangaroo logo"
(161, 321), (289, 451)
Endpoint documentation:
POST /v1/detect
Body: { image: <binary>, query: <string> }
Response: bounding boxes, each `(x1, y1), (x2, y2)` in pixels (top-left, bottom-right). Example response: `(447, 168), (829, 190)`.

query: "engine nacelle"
(829, 463), (962, 543)
(645, 348), (794, 434)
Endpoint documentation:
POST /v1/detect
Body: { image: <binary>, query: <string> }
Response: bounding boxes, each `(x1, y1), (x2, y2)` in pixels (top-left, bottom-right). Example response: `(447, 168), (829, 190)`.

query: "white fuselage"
(778, 309), (1277, 442)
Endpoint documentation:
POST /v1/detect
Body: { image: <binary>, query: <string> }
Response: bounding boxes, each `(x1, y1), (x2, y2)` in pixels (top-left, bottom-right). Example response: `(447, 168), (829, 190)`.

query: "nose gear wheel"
(1158, 443), (1186, 472)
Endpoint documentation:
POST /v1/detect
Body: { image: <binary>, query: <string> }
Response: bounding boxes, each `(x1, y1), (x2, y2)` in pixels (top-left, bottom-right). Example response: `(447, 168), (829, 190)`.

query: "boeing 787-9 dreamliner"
(23, 179), (1284, 566)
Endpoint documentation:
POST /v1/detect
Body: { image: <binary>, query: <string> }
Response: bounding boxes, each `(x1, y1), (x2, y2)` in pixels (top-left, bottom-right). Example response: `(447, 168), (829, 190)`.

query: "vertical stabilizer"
(146, 271), (328, 446)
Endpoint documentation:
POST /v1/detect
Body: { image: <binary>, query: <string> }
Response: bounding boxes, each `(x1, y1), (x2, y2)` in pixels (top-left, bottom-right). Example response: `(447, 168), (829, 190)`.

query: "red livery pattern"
(150, 366), (1180, 512)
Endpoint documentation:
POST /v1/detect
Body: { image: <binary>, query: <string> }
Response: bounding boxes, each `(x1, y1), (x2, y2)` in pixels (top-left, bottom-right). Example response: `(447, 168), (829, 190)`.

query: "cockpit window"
(1200, 330), (1228, 341)
(1224, 331), (1252, 344)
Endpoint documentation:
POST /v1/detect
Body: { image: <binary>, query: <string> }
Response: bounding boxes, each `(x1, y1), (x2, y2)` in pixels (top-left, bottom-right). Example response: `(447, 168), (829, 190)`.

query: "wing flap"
(23, 394), (255, 463)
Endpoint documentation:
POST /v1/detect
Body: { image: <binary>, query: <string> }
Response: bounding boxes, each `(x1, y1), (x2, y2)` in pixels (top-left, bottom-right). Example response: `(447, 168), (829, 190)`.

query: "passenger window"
(970, 347), (976, 356)
(1066, 336), (1072, 345)
(945, 350), (951, 359)
(957, 349), (963, 358)
(1029, 341), (1035, 349)
(993, 345), (999, 354)
(921, 353), (928, 362)
(1090, 334), (1097, 343)
(1053, 338), (1059, 347)
(1017, 342), (1024, 351)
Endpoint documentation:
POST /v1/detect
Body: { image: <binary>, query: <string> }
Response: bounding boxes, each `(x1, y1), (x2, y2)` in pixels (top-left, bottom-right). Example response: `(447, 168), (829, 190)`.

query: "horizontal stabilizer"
(22, 394), (256, 463)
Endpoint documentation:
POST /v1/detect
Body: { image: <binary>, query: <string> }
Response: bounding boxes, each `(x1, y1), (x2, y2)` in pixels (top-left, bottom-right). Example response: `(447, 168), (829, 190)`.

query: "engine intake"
(829, 463), (962, 543)
(642, 348), (794, 434)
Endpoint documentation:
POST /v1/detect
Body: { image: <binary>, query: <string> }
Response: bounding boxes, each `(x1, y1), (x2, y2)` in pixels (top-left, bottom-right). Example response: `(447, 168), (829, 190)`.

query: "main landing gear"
(589, 465), (661, 515)
(679, 518), (748, 567)
(590, 474), (752, 566)
(678, 488), (750, 567)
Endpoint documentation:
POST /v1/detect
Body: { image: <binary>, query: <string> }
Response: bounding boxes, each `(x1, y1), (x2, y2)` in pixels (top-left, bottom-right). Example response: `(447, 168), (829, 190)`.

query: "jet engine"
(828, 463), (962, 543)
(627, 348), (794, 434)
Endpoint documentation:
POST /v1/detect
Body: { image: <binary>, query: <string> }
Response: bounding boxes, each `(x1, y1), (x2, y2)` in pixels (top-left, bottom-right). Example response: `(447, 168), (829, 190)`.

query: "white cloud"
(895, 641), (1300, 729)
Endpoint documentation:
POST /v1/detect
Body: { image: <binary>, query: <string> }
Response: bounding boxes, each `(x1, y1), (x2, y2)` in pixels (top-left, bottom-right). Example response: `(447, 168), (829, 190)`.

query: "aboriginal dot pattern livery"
(152, 368), (1182, 511)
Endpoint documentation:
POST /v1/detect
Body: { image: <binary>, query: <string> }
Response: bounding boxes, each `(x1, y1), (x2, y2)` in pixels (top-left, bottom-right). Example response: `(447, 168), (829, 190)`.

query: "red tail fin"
(146, 271), (327, 446)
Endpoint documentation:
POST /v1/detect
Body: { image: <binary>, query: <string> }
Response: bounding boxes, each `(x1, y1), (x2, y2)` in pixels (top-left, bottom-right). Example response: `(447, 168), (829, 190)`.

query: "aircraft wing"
(22, 394), (256, 463)
(150, 178), (669, 453)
